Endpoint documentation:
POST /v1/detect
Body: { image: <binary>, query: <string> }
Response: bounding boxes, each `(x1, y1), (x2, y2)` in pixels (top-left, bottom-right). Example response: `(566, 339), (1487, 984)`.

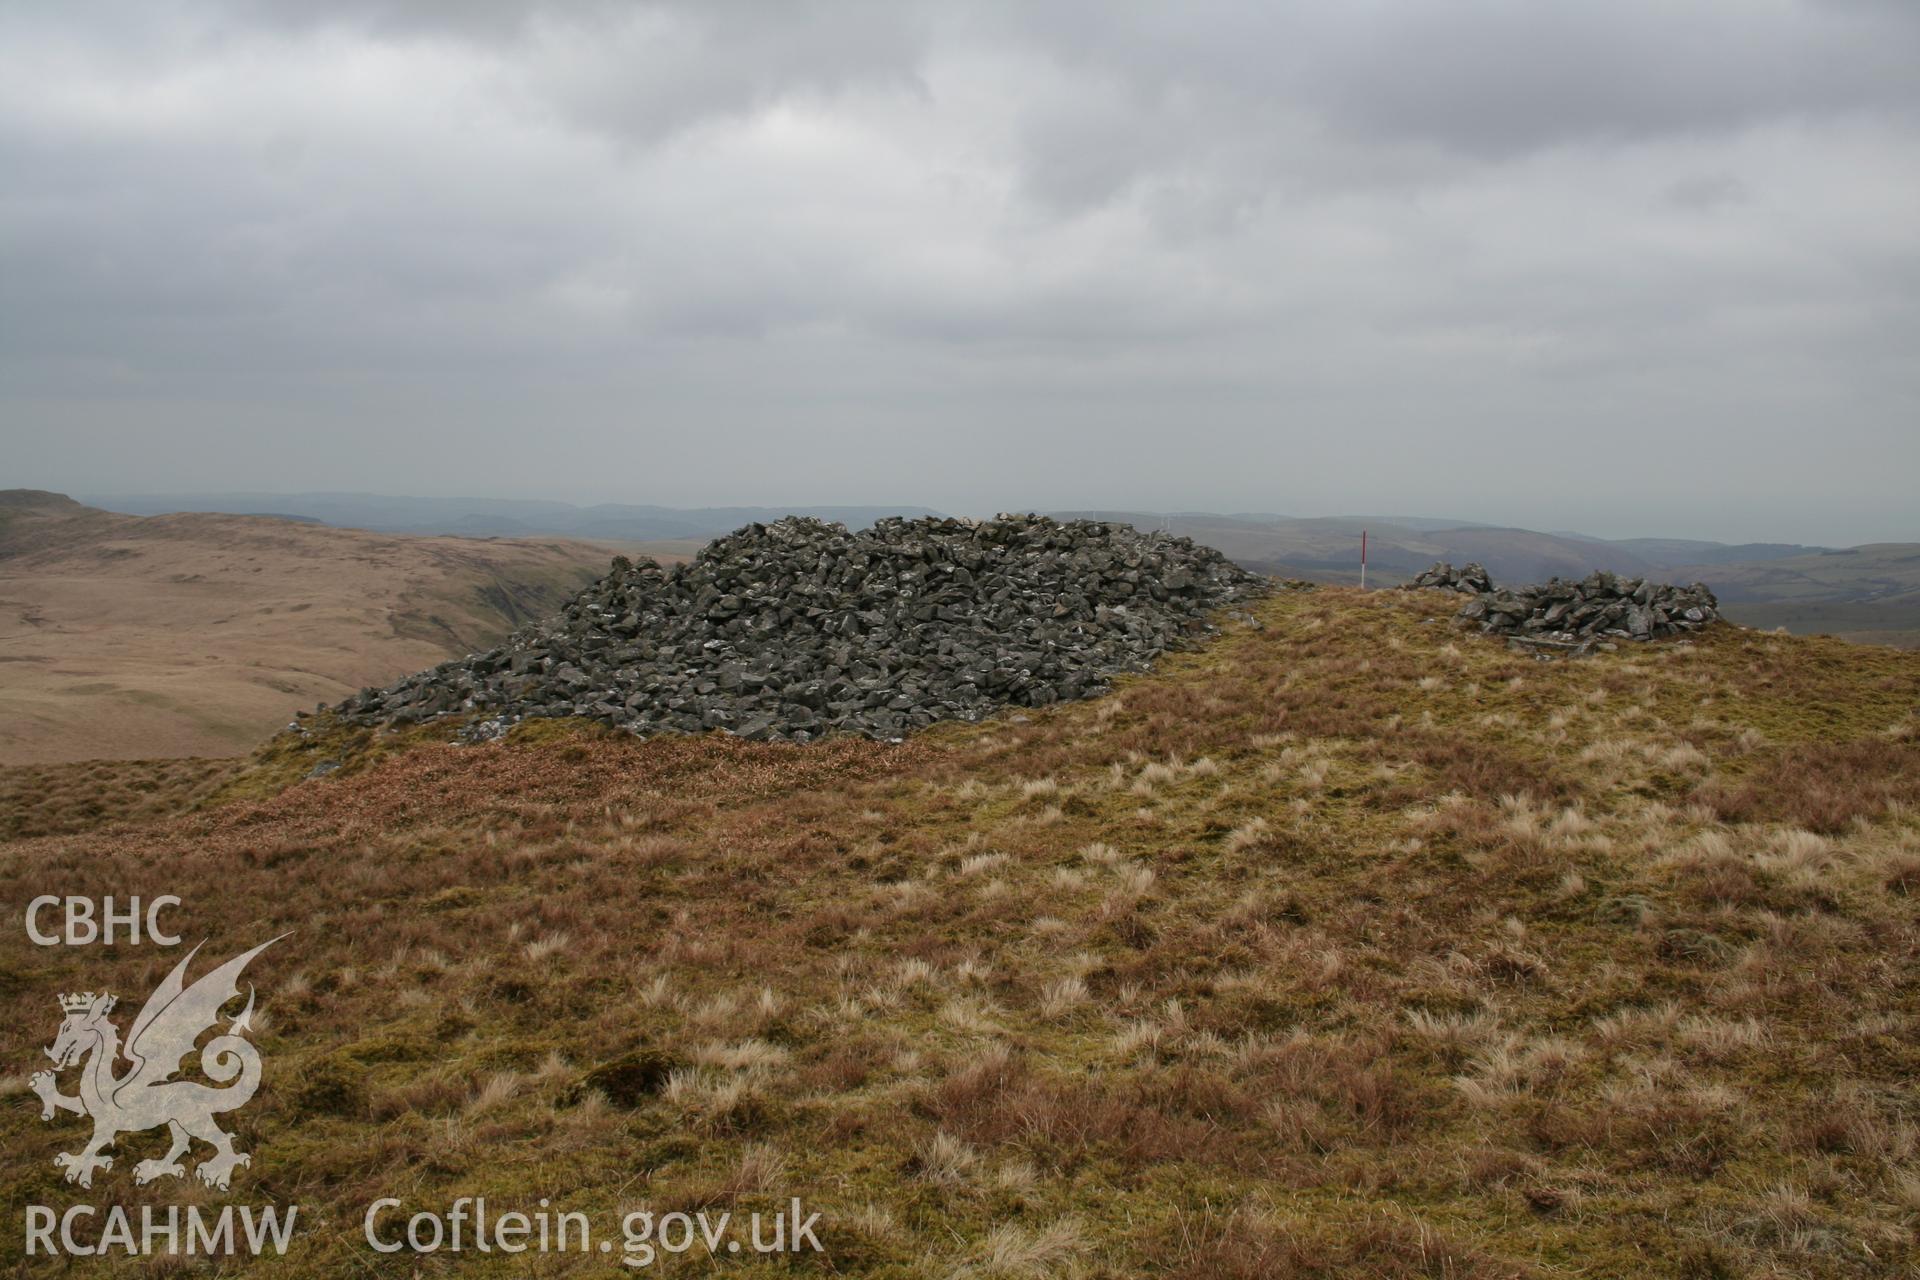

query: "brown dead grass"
(1694, 739), (1920, 833)
(0, 755), (240, 839)
(2, 589), (1917, 1277)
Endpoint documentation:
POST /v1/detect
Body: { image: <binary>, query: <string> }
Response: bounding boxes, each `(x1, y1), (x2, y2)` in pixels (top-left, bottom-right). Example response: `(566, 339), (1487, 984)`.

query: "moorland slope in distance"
(0, 491), (640, 763)
(1061, 511), (1920, 648)
(89, 492), (1918, 646)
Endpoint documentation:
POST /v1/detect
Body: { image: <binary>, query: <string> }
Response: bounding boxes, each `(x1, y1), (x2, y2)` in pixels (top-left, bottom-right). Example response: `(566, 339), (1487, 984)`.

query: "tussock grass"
(2, 588), (1918, 1275)
(0, 754), (238, 838)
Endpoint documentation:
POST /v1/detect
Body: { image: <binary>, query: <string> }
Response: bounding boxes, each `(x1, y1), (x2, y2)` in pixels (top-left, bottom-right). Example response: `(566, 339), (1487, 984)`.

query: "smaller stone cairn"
(1404, 562), (1494, 594)
(1405, 562), (1719, 650)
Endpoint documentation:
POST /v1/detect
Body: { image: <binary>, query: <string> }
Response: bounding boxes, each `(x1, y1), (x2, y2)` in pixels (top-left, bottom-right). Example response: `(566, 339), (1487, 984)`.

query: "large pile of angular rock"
(326, 515), (1265, 742)
(1403, 561), (1494, 594)
(1406, 562), (1719, 645)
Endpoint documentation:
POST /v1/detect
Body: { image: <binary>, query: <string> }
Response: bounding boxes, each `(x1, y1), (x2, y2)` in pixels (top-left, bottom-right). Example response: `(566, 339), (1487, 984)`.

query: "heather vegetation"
(3, 588), (1917, 1277)
(0, 755), (238, 841)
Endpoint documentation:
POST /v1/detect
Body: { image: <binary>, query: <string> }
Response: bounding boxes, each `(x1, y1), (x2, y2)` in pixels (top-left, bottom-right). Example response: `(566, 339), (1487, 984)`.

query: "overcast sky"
(2, 1), (1916, 543)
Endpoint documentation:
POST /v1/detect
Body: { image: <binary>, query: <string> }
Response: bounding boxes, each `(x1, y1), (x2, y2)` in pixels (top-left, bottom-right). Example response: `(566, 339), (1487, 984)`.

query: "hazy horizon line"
(47, 486), (1912, 552)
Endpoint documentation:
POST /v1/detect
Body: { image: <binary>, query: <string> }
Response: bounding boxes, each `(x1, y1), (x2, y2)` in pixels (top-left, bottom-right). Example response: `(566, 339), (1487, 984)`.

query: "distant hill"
(87, 491), (947, 542)
(1672, 543), (1920, 648)
(1056, 511), (1919, 648)
(1671, 543), (1920, 605)
(0, 488), (86, 513)
(1055, 511), (1662, 584)
(1609, 538), (1823, 568)
(70, 495), (1920, 649)
(0, 492), (634, 763)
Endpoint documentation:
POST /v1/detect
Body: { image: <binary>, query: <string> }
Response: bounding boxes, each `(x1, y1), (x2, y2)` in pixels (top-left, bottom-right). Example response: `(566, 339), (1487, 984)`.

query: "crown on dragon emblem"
(31, 936), (286, 1191)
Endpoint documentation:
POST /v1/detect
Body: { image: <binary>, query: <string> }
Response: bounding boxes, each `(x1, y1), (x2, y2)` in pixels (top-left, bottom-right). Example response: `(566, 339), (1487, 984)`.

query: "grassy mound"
(2, 588), (1917, 1277)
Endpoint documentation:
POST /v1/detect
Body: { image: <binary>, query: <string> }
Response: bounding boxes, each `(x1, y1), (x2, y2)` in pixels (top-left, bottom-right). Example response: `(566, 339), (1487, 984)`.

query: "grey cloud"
(1665, 173), (1751, 210)
(518, 3), (933, 146)
(977, 0), (1920, 219)
(0, 1), (1915, 544)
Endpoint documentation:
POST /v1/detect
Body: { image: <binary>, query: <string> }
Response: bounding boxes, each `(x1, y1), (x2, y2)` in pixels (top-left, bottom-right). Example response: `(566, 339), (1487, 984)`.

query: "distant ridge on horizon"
(84, 491), (950, 544)
(85, 491), (1868, 558)
(64, 490), (1919, 649)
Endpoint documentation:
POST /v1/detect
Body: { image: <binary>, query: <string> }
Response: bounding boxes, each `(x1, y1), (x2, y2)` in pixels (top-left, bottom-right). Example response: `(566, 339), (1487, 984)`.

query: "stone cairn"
(325, 515), (1265, 743)
(1405, 562), (1719, 650)
(1404, 561), (1494, 595)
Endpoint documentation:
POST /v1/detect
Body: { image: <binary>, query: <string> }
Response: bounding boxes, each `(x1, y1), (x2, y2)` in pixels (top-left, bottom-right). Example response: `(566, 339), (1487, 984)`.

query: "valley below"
(0, 491), (643, 764)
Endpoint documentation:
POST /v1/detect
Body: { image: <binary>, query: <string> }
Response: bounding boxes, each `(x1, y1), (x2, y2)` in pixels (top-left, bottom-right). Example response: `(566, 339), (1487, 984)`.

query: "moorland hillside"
(2, 587), (1916, 1275)
(0, 491), (629, 763)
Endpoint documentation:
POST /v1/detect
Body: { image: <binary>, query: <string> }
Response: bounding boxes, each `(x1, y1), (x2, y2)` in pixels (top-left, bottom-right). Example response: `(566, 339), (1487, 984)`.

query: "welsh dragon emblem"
(30, 936), (284, 1191)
